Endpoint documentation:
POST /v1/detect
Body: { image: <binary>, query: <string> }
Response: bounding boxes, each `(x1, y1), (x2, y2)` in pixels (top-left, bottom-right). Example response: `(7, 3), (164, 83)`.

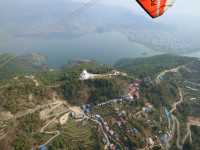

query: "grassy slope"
(0, 53), (47, 80)
(114, 54), (197, 77)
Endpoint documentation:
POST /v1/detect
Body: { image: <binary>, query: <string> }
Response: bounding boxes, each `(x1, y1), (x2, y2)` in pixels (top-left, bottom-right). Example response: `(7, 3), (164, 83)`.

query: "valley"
(0, 54), (200, 150)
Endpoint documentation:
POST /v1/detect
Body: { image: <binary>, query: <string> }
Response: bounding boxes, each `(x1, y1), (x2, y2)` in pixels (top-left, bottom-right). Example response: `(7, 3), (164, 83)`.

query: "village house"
(142, 102), (154, 113)
(128, 80), (142, 100)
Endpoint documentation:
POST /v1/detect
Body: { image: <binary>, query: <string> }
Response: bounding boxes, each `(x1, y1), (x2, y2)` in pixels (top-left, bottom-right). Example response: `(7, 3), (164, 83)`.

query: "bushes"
(62, 77), (127, 105)
(19, 113), (42, 134)
(0, 78), (52, 113)
(85, 79), (124, 104)
(114, 54), (195, 78)
(13, 134), (31, 150)
(61, 63), (128, 105)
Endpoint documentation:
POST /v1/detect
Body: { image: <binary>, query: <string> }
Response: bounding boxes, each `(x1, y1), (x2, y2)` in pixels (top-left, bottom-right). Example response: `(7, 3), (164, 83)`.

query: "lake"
(0, 31), (161, 67)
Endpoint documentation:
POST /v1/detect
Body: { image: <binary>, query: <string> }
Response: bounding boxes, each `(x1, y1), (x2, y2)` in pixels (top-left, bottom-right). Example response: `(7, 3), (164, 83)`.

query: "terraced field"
(50, 119), (102, 150)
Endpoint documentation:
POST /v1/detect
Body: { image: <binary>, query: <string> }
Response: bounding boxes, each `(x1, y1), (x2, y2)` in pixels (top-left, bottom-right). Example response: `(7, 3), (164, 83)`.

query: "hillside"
(0, 53), (47, 79)
(114, 54), (197, 77)
(60, 61), (130, 105)
(0, 54), (200, 150)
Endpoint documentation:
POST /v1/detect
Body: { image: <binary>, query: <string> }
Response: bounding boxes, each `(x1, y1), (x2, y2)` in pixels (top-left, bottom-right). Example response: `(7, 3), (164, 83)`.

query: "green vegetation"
(6, 113), (43, 150)
(0, 77), (53, 113)
(0, 53), (200, 150)
(0, 53), (47, 80)
(61, 62), (129, 105)
(48, 119), (101, 150)
(115, 54), (196, 77)
(36, 71), (62, 86)
(140, 81), (179, 108)
(185, 126), (200, 150)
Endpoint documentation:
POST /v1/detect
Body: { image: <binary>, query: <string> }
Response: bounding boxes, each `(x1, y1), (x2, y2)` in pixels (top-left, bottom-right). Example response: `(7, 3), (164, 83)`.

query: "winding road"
(165, 87), (183, 150)
(89, 117), (111, 147)
(182, 117), (200, 146)
(170, 88), (183, 114)
(155, 65), (184, 84)
(40, 117), (61, 146)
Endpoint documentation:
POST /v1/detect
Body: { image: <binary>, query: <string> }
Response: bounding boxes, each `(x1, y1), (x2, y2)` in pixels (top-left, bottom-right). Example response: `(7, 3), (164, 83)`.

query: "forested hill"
(114, 54), (197, 77)
(0, 53), (47, 79)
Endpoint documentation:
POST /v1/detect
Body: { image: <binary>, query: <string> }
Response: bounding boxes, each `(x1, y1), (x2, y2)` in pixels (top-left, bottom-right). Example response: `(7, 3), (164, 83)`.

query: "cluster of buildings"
(109, 110), (127, 129)
(78, 70), (163, 149)
(94, 115), (120, 150)
(95, 115), (115, 137)
(82, 104), (92, 114)
(128, 80), (142, 100)
(127, 127), (139, 135)
(146, 136), (162, 149)
(38, 145), (47, 150)
(142, 102), (154, 113)
(97, 98), (123, 107)
(160, 133), (171, 145)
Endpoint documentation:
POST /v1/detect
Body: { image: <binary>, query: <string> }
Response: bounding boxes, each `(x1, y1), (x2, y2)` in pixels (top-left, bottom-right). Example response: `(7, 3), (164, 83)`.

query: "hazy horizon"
(0, 0), (199, 66)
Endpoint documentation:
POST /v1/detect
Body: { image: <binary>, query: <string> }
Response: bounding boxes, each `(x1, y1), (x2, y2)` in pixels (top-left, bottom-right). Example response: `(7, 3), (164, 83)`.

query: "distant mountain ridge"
(0, 0), (199, 55)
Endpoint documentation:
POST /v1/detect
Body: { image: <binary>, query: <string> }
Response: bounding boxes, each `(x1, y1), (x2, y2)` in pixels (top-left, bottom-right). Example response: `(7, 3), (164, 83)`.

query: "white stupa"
(79, 69), (127, 80)
(79, 70), (96, 80)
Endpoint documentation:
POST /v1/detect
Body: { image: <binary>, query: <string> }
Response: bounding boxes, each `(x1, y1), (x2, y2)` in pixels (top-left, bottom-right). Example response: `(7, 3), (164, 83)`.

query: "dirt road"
(170, 88), (183, 113)
(182, 117), (200, 145)
(165, 88), (183, 149)
(40, 117), (60, 147)
(156, 65), (184, 84)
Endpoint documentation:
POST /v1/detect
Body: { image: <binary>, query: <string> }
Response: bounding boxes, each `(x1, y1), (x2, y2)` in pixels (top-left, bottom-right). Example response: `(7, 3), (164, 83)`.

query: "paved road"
(174, 116), (182, 149)
(89, 117), (110, 147)
(165, 88), (183, 149)
(166, 115), (176, 150)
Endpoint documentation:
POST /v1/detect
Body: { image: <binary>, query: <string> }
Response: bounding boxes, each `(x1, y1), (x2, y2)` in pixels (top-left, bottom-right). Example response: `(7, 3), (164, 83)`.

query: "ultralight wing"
(136, 0), (175, 18)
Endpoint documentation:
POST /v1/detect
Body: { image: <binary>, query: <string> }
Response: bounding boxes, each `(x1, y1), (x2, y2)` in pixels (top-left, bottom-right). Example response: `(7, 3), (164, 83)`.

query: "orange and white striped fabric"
(136, 0), (175, 18)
